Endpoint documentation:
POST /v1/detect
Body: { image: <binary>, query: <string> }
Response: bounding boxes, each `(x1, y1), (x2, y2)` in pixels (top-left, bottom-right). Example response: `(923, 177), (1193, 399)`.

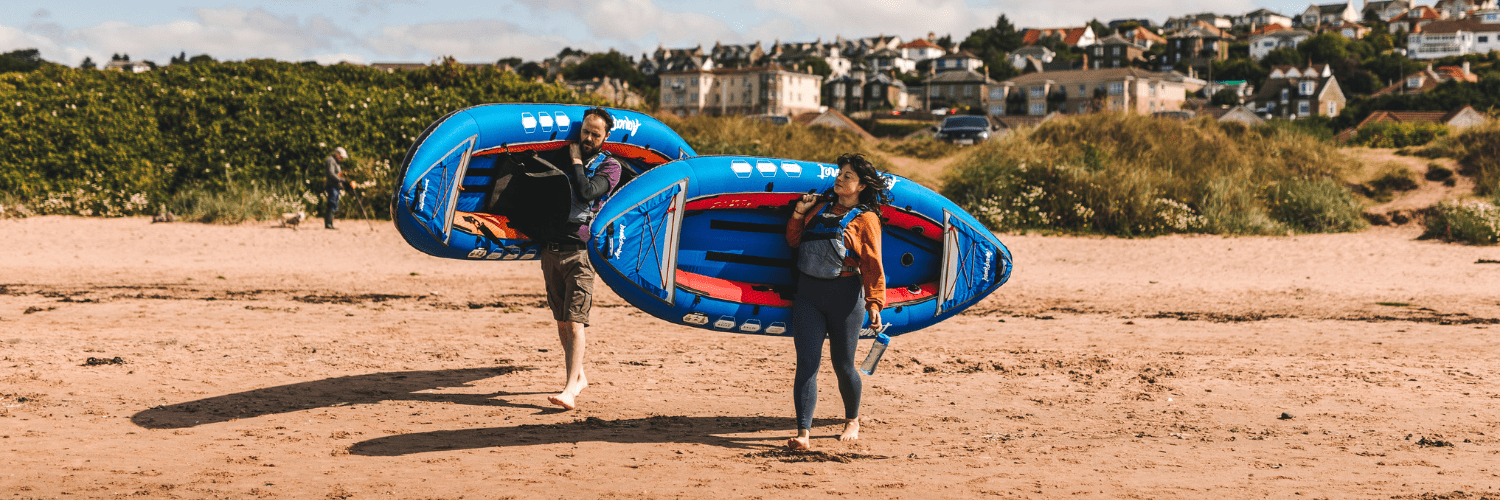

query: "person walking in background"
(324, 146), (350, 230)
(539, 108), (621, 410)
(783, 153), (889, 450)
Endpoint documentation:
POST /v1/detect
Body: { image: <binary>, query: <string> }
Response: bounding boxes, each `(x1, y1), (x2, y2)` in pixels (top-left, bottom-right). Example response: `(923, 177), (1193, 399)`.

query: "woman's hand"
(793, 194), (818, 218)
(866, 304), (882, 332)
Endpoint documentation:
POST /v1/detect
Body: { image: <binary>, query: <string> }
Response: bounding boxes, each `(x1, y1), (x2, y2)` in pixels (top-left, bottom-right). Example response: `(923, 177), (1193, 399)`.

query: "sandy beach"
(3, 215), (1499, 499)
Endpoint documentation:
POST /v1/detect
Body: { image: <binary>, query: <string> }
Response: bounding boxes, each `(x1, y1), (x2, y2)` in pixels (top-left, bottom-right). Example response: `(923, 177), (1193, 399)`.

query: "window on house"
(1079, 84), (1086, 93)
(990, 105), (1003, 115)
(1079, 102), (1089, 113)
(965, 85), (974, 96)
(931, 86), (940, 96)
(1264, 41), (1275, 47)
(1480, 36), (1490, 43)
(1030, 86), (1044, 98)
(1149, 85), (1157, 96)
(1300, 81), (1316, 95)
(1298, 101), (1310, 115)
(990, 88), (1003, 99)
(834, 84), (844, 97)
(1328, 101), (1337, 116)
(1113, 47), (1121, 55)
(852, 86), (862, 97)
(1281, 88), (1289, 101)
(1112, 60), (1120, 68)
(1108, 82), (1123, 94)
(1030, 102), (1046, 115)
(1408, 76), (1422, 88)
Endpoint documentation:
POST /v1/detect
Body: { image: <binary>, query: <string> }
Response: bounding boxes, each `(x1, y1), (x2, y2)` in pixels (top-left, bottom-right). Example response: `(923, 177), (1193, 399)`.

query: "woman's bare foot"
(786, 429), (812, 450)
(547, 392), (576, 410)
(838, 418), (860, 442)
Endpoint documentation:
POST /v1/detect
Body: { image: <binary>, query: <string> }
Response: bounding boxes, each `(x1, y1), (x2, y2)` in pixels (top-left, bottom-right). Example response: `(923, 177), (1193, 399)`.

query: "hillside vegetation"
(942, 113), (1367, 236)
(0, 60), (601, 218)
(662, 115), (892, 171)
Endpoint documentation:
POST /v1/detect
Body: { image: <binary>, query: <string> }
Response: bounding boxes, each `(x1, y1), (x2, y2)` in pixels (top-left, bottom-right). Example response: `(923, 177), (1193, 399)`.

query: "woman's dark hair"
(583, 107), (615, 131)
(837, 153), (891, 211)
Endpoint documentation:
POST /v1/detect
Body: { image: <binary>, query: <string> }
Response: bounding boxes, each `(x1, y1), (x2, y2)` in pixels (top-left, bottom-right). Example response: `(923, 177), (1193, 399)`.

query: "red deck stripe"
(674, 270), (937, 308)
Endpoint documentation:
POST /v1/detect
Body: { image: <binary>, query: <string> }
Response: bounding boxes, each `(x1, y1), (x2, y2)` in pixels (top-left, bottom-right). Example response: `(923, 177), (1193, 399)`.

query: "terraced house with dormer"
(1246, 64), (1346, 118)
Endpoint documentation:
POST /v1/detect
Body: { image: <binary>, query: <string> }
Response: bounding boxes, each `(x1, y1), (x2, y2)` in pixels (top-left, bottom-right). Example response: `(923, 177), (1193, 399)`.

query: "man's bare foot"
(549, 372), (588, 410)
(838, 418), (860, 441)
(786, 436), (810, 450)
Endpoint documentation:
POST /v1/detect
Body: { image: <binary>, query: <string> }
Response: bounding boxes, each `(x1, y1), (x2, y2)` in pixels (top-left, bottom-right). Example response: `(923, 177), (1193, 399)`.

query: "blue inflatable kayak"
(391, 103), (696, 260)
(588, 155), (1012, 336)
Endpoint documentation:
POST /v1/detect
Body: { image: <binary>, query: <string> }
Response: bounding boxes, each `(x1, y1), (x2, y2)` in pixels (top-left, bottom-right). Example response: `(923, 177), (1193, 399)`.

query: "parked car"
(933, 115), (997, 145)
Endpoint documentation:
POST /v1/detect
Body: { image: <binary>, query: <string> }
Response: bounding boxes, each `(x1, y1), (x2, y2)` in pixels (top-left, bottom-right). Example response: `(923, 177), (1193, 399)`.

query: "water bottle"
(859, 332), (890, 375)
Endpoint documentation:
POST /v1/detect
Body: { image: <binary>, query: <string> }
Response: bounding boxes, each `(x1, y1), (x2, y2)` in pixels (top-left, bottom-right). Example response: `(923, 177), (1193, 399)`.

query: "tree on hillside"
(935, 34), (954, 51)
(1212, 58), (1269, 87)
(959, 14), (1024, 62)
(1362, 52), (1424, 88)
(557, 47), (588, 59)
(516, 62), (546, 80)
(1087, 19), (1108, 40)
(564, 50), (648, 89)
(0, 49), (46, 73)
(1261, 47), (1303, 68)
(80, 56), (95, 69)
(111, 53), (129, 62)
(801, 56), (831, 78)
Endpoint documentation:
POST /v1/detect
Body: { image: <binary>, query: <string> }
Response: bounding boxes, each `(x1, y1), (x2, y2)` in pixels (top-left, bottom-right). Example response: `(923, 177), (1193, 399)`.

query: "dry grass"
(941, 113), (1367, 236)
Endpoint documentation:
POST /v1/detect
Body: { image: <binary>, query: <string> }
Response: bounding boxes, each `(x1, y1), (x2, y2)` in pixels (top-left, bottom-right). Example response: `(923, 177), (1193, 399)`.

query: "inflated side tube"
(588, 155), (1012, 337)
(391, 103), (696, 261)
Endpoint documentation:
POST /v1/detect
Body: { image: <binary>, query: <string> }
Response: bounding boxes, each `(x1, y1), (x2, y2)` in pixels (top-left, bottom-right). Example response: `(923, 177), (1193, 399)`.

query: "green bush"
(1265, 178), (1369, 233)
(1421, 200), (1500, 244)
(943, 113), (1364, 236)
(1351, 121), (1450, 148)
(0, 59), (603, 220)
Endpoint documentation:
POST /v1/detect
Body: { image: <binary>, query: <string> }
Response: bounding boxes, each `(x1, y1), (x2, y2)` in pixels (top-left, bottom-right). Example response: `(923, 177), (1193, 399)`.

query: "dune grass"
(167, 182), (311, 224)
(876, 136), (960, 160)
(941, 113), (1366, 236)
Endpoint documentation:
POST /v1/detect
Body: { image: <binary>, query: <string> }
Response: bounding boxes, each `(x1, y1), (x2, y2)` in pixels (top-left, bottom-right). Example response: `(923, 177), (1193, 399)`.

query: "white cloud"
(1, 7), (357, 66)
(516, 0), (739, 53)
(366, 20), (574, 62)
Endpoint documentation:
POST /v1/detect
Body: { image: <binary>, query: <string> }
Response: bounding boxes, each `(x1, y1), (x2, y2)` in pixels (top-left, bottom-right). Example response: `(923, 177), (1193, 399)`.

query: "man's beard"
(580, 142), (602, 159)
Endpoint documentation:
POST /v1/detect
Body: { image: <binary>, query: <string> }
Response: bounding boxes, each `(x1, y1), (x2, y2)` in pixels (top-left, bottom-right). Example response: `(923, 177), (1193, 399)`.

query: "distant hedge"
(0, 60), (602, 217)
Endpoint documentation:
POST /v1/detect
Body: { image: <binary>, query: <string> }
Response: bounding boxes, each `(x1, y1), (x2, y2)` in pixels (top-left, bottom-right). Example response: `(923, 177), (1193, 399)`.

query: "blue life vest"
(797, 203), (866, 279)
(566, 152), (611, 225)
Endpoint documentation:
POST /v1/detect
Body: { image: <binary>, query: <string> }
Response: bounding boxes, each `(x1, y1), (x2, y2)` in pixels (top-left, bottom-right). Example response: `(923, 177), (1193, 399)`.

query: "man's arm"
(326, 156), (342, 179)
(572, 157), (620, 201)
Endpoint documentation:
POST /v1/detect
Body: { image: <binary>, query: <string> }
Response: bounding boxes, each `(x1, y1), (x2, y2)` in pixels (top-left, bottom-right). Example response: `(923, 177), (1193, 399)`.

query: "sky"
(2, 0), (1325, 67)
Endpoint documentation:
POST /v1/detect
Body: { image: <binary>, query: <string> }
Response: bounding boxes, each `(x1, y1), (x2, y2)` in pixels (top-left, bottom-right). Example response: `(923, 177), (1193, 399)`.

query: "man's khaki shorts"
(541, 245), (594, 325)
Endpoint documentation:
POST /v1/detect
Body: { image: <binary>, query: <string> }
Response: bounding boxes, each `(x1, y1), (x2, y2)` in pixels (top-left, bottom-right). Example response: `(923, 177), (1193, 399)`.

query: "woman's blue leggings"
(791, 273), (864, 431)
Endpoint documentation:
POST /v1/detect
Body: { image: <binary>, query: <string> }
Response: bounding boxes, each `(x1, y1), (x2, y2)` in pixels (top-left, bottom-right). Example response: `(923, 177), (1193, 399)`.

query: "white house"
(1407, 13), (1500, 59)
(1249, 26), (1316, 60)
(898, 38), (946, 62)
(1302, 2), (1361, 26)
(1237, 8), (1294, 28)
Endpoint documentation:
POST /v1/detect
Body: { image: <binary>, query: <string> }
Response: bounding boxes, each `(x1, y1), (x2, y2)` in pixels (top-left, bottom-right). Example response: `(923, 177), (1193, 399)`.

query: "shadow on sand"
(130, 366), (554, 429)
(346, 414), (855, 456)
